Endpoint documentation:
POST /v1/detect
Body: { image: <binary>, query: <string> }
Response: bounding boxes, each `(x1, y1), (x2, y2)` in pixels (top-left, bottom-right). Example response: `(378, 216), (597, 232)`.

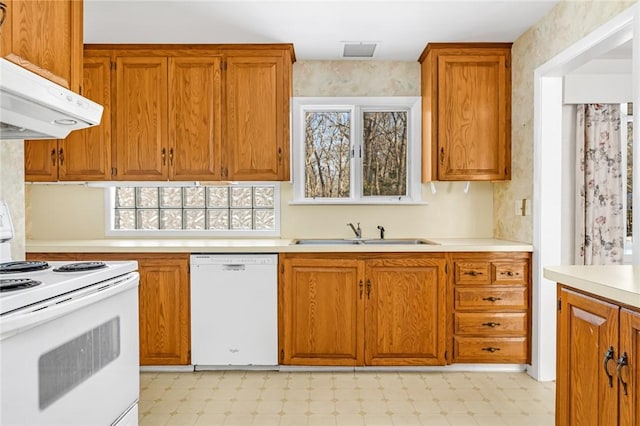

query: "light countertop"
(26, 238), (533, 254)
(544, 265), (640, 309)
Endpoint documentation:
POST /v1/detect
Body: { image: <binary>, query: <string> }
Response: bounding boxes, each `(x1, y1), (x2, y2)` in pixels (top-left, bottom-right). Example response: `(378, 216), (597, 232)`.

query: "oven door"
(0, 272), (139, 426)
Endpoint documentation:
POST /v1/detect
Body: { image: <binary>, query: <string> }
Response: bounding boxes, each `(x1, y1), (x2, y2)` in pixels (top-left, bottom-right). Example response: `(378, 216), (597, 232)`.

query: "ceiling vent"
(343, 43), (377, 58)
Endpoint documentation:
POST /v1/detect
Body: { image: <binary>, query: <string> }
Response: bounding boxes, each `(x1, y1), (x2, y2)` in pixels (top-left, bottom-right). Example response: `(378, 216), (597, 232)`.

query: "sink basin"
(291, 238), (439, 245)
(362, 238), (439, 245)
(291, 239), (361, 245)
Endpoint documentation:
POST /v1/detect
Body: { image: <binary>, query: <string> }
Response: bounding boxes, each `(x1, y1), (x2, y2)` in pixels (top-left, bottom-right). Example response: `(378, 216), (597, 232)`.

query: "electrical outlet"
(514, 199), (531, 216)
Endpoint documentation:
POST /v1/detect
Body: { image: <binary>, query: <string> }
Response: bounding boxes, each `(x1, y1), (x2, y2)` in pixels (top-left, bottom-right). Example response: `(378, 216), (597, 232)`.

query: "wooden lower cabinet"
(279, 253), (447, 366)
(556, 287), (640, 426)
(450, 252), (531, 363)
(27, 252), (190, 365)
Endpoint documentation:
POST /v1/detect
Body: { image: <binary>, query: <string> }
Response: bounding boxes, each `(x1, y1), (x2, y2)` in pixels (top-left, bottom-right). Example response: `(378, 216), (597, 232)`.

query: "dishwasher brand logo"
(229, 348), (240, 353)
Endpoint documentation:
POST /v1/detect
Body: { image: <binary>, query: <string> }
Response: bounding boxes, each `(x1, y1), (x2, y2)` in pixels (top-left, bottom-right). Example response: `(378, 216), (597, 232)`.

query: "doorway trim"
(531, 4), (638, 382)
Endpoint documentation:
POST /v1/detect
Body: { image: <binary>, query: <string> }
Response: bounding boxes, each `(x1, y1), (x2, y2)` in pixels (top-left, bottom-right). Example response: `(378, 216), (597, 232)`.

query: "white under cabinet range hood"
(0, 58), (103, 140)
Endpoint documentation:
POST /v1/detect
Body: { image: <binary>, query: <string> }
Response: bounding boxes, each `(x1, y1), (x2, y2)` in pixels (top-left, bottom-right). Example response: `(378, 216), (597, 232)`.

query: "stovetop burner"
(53, 261), (108, 273)
(0, 278), (42, 292)
(0, 261), (50, 274)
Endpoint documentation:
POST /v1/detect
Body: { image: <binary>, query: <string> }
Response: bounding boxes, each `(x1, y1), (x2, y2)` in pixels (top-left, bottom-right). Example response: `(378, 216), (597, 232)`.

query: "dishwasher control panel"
(190, 254), (276, 266)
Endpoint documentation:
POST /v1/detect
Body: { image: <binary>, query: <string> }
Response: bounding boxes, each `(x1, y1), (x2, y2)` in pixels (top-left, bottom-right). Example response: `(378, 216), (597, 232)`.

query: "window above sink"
(291, 97), (424, 205)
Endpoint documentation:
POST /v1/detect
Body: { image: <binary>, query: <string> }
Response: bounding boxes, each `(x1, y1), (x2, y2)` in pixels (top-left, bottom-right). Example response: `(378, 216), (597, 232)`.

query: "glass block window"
(110, 184), (278, 234)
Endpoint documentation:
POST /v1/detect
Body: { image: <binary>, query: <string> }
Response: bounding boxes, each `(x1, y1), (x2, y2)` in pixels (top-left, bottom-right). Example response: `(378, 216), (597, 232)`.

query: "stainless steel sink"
(291, 238), (439, 245)
(291, 239), (362, 245)
(362, 238), (439, 245)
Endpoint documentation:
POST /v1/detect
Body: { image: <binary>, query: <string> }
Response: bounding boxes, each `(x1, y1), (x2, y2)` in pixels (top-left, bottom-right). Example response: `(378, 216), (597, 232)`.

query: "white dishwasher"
(190, 254), (278, 369)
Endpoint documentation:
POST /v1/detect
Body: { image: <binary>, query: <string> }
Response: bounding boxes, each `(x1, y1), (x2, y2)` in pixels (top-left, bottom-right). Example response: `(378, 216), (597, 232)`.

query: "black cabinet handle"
(161, 148), (166, 166)
(359, 280), (363, 299)
(366, 279), (371, 299)
(617, 352), (629, 396)
(482, 296), (502, 302)
(482, 322), (501, 328)
(464, 271), (482, 277)
(482, 347), (500, 353)
(58, 148), (64, 166)
(603, 346), (615, 388)
(51, 149), (57, 166)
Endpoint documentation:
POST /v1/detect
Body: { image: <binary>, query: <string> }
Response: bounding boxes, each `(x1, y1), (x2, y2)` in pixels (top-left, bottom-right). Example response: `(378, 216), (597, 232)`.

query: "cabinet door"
(619, 308), (640, 426)
(24, 140), (59, 181)
(0, 0), (82, 90)
(114, 57), (168, 180)
(557, 288), (618, 426)
(437, 54), (509, 181)
(138, 258), (190, 365)
(365, 256), (447, 365)
(225, 53), (289, 181)
(168, 57), (222, 180)
(58, 56), (112, 181)
(280, 257), (364, 366)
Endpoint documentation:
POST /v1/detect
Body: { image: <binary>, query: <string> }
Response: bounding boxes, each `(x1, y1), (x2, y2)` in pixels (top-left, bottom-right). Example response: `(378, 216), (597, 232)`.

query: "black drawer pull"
(503, 271), (515, 276)
(482, 322), (501, 328)
(482, 347), (501, 353)
(464, 271), (482, 277)
(603, 346), (615, 388)
(482, 296), (502, 302)
(617, 352), (629, 396)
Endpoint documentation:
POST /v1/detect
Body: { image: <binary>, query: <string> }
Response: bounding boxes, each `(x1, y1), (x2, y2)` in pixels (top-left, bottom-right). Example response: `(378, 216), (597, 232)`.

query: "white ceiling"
(84, 0), (560, 61)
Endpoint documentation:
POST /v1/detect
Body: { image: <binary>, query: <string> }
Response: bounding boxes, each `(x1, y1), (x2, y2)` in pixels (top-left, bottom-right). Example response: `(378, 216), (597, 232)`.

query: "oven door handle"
(0, 272), (139, 340)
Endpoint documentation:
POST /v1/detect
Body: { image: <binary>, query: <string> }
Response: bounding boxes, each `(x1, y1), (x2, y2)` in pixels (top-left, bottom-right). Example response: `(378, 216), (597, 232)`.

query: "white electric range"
(0, 201), (141, 426)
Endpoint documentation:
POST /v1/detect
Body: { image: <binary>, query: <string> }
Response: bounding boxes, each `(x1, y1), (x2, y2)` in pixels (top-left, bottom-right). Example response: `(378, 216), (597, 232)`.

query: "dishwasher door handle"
(222, 264), (246, 271)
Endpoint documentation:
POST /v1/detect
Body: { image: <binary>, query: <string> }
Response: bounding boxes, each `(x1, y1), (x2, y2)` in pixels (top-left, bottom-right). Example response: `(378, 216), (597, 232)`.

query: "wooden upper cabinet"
(24, 140), (59, 181)
(225, 51), (291, 181)
(419, 43), (511, 181)
(0, 0), (83, 91)
(168, 57), (222, 181)
(115, 57), (168, 180)
(364, 257), (447, 366)
(25, 56), (111, 181)
(556, 288), (619, 426)
(58, 56), (112, 180)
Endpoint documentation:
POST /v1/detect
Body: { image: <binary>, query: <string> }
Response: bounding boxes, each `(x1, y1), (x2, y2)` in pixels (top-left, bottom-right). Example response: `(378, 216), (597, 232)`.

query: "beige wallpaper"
(494, 0), (637, 243)
(0, 140), (25, 260)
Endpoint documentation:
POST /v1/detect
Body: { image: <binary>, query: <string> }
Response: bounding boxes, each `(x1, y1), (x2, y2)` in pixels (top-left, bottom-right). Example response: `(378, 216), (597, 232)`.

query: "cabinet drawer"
(454, 262), (491, 285)
(454, 312), (527, 335)
(454, 287), (527, 310)
(453, 336), (528, 363)
(492, 262), (527, 285)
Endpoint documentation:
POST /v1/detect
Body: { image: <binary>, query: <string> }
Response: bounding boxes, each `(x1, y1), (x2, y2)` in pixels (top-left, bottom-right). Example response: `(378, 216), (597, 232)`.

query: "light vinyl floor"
(139, 371), (555, 426)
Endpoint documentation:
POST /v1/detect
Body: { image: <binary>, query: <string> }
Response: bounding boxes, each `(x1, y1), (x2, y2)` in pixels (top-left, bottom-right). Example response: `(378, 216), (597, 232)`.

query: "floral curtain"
(575, 104), (624, 265)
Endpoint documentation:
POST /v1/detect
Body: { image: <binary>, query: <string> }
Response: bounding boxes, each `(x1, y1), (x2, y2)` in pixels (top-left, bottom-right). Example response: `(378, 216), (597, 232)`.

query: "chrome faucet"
(347, 222), (362, 239)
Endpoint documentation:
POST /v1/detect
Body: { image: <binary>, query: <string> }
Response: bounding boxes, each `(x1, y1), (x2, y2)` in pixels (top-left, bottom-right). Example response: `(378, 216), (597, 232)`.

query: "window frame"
(291, 96), (423, 205)
(104, 182), (280, 237)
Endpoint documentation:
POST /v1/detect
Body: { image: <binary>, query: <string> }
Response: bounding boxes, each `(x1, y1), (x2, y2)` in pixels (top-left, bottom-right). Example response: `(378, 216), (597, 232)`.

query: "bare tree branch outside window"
(304, 111), (351, 198)
(362, 111), (408, 196)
